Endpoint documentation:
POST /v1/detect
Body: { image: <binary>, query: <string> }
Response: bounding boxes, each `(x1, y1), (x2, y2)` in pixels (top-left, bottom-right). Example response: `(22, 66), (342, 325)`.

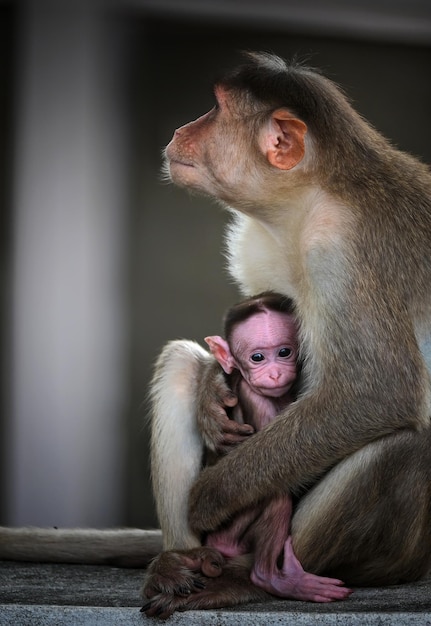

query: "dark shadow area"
(0, 2), (16, 524)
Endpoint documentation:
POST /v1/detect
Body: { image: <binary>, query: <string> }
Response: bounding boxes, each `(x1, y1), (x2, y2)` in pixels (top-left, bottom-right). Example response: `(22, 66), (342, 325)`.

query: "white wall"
(7, 0), (128, 526)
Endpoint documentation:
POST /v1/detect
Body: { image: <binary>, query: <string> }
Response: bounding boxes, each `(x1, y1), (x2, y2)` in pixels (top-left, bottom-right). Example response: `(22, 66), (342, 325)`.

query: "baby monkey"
(205, 292), (298, 431)
(202, 293), (350, 601)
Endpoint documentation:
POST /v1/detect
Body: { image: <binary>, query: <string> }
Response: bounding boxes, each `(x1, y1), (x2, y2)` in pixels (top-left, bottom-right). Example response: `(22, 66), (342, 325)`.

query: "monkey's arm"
(196, 360), (254, 453)
(188, 304), (429, 534)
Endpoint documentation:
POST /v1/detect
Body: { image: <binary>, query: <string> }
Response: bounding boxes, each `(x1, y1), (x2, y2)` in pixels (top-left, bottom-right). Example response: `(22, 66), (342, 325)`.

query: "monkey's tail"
(0, 526), (162, 567)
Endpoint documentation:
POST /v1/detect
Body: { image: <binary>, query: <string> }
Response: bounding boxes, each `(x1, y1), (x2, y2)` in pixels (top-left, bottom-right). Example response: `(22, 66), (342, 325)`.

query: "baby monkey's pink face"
(206, 309), (298, 400)
(230, 311), (298, 398)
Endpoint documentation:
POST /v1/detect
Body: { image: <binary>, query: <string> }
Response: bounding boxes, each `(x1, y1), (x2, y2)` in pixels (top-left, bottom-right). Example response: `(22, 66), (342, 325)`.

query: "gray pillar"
(7, 1), (128, 526)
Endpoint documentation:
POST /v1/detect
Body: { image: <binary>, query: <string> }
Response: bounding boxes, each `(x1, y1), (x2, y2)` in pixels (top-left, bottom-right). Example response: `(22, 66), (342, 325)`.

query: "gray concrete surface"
(1, 561), (431, 625)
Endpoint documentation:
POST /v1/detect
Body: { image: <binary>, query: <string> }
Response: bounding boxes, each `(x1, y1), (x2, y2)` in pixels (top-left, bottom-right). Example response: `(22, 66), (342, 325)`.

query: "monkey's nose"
(269, 370), (281, 380)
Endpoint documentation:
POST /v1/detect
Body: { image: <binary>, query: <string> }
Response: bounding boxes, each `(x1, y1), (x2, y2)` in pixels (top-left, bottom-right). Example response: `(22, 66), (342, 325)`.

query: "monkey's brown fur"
(144, 52), (431, 616)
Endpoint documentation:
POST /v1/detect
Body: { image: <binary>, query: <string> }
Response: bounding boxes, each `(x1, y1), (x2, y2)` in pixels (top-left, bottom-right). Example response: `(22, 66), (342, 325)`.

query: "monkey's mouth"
(258, 384), (292, 397)
(169, 159), (194, 169)
(165, 145), (194, 169)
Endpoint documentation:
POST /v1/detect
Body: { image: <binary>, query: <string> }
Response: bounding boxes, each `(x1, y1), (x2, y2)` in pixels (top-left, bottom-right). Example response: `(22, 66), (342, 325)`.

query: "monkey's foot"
(142, 547), (225, 601)
(141, 555), (269, 619)
(251, 537), (353, 603)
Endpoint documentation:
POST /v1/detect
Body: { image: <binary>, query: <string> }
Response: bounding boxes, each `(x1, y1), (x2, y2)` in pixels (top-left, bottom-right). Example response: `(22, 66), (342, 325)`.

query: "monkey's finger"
(144, 602), (174, 619)
(222, 392), (239, 407)
(295, 574), (353, 601)
(142, 576), (165, 599)
(142, 589), (214, 619)
(309, 587), (353, 602)
(201, 554), (224, 578)
(219, 433), (255, 450)
(222, 421), (254, 436)
(208, 402), (238, 423)
(142, 601), (171, 619)
(141, 595), (179, 619)
(315, 583), (354, 599)
(315, 576), (350, 587)
(180, 549), (225, 579)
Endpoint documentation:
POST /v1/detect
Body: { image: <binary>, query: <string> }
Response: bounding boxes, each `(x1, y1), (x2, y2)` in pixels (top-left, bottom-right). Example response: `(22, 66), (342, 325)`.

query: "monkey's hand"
(197, 359), (254, 453)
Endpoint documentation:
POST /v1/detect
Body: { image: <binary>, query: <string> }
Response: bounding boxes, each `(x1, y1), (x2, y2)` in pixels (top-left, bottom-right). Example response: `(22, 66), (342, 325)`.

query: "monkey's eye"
(251, 353), (265, 362)
(279, 347), (293, 358)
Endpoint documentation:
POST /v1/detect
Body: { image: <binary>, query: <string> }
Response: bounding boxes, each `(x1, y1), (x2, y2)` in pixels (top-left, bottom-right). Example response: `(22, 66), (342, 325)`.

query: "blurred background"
(0, 0), (430, 530)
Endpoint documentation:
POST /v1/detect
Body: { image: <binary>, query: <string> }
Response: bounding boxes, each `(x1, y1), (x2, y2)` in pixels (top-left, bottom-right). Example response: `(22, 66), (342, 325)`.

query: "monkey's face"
(164, 87), (277, 209)
(164, 85), (311, 215)
(165, 89), (253, 201)
(232, 311), (298, 398)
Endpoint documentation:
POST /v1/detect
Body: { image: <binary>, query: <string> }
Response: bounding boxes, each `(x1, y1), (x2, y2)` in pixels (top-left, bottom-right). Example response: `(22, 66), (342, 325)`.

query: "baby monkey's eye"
(251, 353), (265, 362)
(279, 347), (293, 358)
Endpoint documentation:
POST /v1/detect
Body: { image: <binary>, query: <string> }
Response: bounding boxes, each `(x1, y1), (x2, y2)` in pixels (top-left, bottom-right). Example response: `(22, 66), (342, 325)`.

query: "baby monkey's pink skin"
(205, 309), (297, 427)
(205, 309), (352, 602)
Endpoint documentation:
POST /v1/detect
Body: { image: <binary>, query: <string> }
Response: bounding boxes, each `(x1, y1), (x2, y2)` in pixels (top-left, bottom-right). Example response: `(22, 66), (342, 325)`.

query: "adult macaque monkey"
(143, 51), (431, 617)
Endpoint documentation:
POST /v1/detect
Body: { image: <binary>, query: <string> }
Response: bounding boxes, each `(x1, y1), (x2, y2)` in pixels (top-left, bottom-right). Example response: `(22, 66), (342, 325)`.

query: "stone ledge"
(1, 605), (430, 626)
(1, 561), (431, 625)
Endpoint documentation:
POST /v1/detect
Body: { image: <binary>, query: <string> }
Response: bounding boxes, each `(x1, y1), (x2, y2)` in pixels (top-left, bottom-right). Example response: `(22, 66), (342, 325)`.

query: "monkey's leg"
(291, 428), (431, 586)
(150, 339), (211, 550)
(205, 504), (261, 557)
(248, 496), (351, 602)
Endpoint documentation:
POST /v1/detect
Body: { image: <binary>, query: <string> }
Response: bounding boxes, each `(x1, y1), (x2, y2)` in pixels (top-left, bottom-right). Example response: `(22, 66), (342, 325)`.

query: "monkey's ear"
(204, 336), (236, 374)
(260, 109), (307, 170)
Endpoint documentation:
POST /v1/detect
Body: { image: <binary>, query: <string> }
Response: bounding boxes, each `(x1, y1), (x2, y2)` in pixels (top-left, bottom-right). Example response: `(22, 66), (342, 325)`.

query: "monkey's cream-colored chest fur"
(226, 215), (295, 297)
(225, 190), (351, 303)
